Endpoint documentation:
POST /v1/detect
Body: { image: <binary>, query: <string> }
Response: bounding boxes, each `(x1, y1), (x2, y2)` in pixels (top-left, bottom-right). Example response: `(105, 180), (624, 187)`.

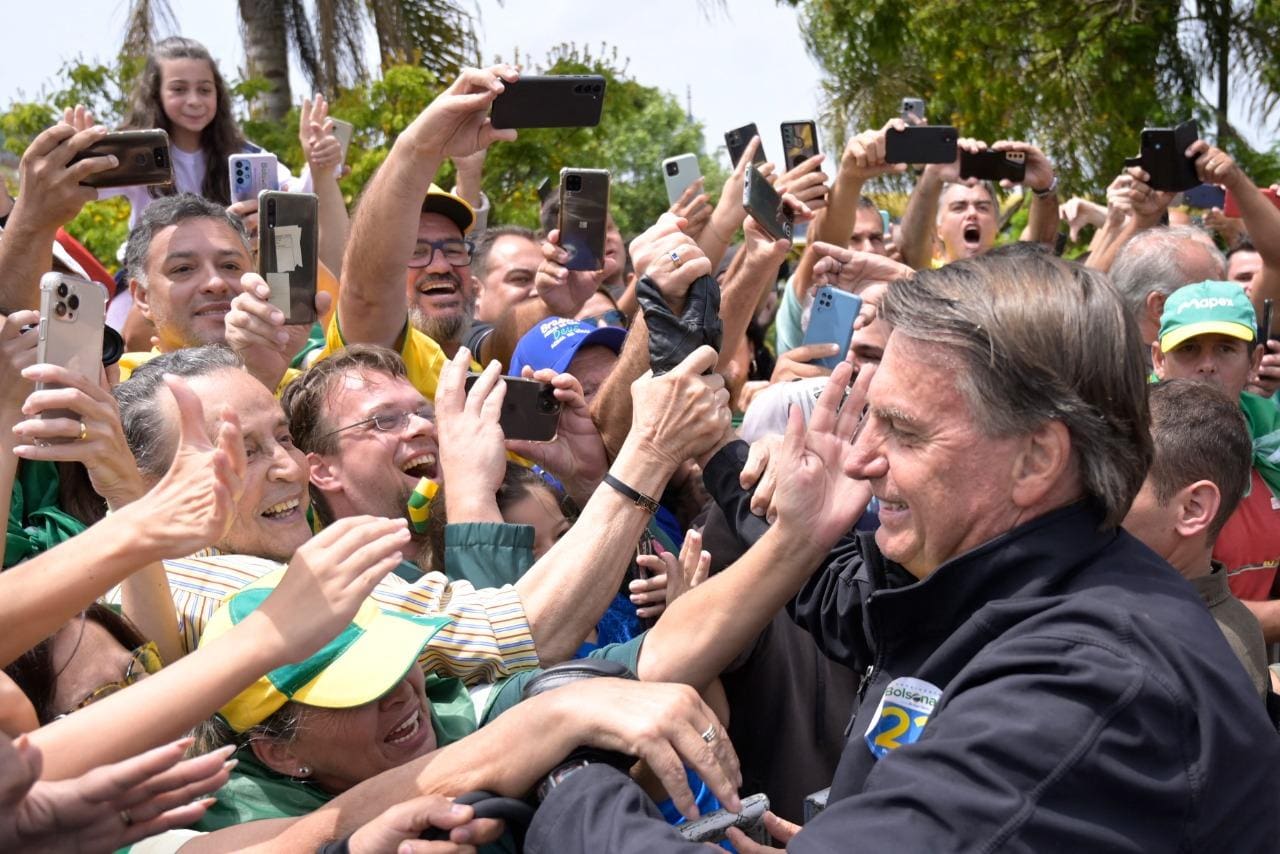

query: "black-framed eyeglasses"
(323, 405), (435, 438)
(406, 238), (475, 268)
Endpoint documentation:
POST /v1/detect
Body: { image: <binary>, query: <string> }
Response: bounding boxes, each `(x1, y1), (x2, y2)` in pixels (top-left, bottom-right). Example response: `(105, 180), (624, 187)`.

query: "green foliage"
(66, 198), (132, 273)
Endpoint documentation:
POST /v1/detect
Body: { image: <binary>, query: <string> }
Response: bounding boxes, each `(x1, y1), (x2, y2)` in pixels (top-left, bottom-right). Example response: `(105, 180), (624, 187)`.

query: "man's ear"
(1146, 290), (1167, 327)
(129, 277), (153, 320)
(248, 736), (302, 778)
(1174, 479), (1220, 541)
(1151, 340), (1167, 378)
(308, 451), (341, 495)
(1010, 420), (1073, 509)
(1251, 341), (1265, 373)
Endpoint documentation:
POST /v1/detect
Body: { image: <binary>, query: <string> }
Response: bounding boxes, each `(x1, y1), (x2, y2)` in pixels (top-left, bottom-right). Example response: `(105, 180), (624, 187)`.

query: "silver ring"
(670, 249), (683, 268)
(120, 809), (134, 827)
(700, 723), (717, 744)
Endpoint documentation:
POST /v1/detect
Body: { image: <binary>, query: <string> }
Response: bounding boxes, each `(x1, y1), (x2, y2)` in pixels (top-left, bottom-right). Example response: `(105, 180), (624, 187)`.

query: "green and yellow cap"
(1158, 280), (1257, 352)
(201, 569), (452, 733)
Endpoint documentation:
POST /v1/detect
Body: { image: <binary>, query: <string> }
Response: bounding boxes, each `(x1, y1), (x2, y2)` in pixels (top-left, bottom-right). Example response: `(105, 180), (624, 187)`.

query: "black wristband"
(315, 838), (350, 854)
(603, 473), (660, 514)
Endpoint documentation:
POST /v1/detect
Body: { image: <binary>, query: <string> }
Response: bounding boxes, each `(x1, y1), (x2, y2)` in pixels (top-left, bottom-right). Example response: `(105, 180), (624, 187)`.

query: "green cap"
(1158, 280), (1256, 352)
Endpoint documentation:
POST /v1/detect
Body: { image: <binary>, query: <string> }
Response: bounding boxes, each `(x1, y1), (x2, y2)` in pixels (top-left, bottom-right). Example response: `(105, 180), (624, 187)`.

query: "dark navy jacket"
(528, 501), (1280, 853)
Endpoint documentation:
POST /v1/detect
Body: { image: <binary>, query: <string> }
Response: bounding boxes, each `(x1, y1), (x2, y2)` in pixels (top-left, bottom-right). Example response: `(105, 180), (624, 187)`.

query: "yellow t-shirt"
(117, 348), (300, 397)
(313, 314), (468, 401)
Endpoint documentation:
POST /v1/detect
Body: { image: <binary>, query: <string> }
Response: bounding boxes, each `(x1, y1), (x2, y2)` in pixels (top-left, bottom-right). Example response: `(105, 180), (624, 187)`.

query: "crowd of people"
(3, 32), (1280, 853)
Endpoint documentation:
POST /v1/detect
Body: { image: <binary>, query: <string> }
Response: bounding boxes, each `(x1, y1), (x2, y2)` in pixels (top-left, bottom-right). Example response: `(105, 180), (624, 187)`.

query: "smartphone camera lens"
(566, 174), (582, 192)
(134, 152), (148, 166)
(68, 294), (80, 311)
(56, 283), (69, 298)
(538, 389), (560, 413)
(54, 301), (67, 318)
(155, 148), (167, 167)
(665, 162), (679, 177)
(591, 84), (602, 94)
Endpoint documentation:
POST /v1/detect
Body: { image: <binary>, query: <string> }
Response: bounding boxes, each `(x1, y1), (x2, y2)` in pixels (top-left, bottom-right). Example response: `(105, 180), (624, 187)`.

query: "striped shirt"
(116, 551), (539, 684)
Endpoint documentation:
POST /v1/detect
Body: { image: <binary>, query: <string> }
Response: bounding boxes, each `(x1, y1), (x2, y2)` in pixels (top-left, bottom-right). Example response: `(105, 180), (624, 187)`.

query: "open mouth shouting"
(962, 222), (983, 252)
(399, 451), (438, 482)
(415, 275), (464, 310)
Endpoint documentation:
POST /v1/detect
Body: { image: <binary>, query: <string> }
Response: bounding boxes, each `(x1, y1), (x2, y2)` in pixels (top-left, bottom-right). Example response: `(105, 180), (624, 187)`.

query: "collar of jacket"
(865, 500), (1117, 645)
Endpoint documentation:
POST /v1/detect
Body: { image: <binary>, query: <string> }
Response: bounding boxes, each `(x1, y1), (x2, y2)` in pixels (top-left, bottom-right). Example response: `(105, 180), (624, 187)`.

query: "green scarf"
(4, 461), (86, 568)
(1238, 392), (1280, 500)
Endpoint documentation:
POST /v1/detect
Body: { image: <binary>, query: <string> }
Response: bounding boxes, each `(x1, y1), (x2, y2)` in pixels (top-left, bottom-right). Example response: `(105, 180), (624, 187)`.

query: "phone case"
(725, 123), (767, 168)
(663, 153), (701, 205)
(490, 75), (606, 129)
(1124, 120), (1200, 193)
(69, 129), (172, 188)
(742, 167), (793, 242)
(258, 191), (319, 325)
(1221, 187), (1280, 218)
(677, 794), (770, 844)
(885, 126), (958, 164)
(559, 168), (610, 272)
(330, 118), (354, 163)
(37, 274), (107, 436)
(229, 153), (279, 204)
(1182, 183), (1226, 209)
(959, 149), (1026, 182)
(803, 286), (862, 369)
(901, 98), (926, 123)
(781, 121), (819, 169)
(465, 375), (562, 442)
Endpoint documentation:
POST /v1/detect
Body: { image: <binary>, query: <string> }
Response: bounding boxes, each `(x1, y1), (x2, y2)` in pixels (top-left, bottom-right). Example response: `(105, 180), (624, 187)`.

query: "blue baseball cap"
(509, 317), (626, 377)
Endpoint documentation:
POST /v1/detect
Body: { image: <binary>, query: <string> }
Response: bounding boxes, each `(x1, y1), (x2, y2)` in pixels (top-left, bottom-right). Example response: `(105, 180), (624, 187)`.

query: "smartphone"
(490, 75), (606, 129)
(901, 98), (926, 125)
(1223, 187), (1280, 218)
(742, 166), (793, 242)
(69, 129), (171, 188)
(725, 123), (767, 168)
(781, 120), (819, 169)
(662, 153), (701, 206)
(558, 168), (610, 272)
(677, 793), (770, 844)
(879, 209), (892, 234)
(229, 153), (279, 204)
(330, 118), (354, 168)
(885, 126), (958, 164)
(36, 273), (107, 440)
(959, 149), (1026, 183)
(258, 191), (318, 325)
(1182, 183), (1225, 210)
(1261, 298), (1273, 345)
(464, 375), (562, 442)
(1124, 119), (1200, 193)
(803, 286), (862, 369)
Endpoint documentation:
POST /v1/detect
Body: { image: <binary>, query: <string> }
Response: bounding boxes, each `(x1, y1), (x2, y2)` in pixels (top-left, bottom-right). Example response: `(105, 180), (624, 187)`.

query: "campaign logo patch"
(864, 676), (942, 759)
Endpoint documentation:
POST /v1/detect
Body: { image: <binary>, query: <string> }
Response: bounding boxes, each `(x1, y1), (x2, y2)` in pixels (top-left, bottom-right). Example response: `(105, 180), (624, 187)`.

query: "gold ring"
(78, 421), (88, 441)
(700, 722), (717, 744)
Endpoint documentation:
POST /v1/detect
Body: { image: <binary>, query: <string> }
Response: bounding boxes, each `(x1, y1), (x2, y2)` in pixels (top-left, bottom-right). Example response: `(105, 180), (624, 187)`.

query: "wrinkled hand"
(0, 735), (233, 854)
(774, 152), (829, 213)
(771, 359), (874, 551)
(668, 178), (712, 242)
(809, 242), (914, 295)
(225, 272), (330, 392)
(346, 794), (504, 854)
(0, 311), (39, 427)
(1122, 165), (1175, 225)
(631, 529), (710, 619)
(300, 94), (343, 175)
(841, 120), (908, 181)
(726, 811), (801, 852)
(640, 228), (713, 314)
(558, 677), (741, 820)
(924, 137), (986, 184)
(261, 515), (411, 658)
(1187, 139), (1245, 191)
(1248, 339), (1280, 397)
(405, 65), (520, 160)
(630, 212), (688, 275)
(628, 346), (732, 471)
(13, 122), (113, 233)
(435, 349), (508, 513)
(770, 343), (839, 382)
(701, 137), (769, 251)
(114, 375), (246, 560)
(13, 363), (145, 508)
(507, 367), (607, 504)
(991, 140), (1054, 192)
(535, 229), (603, 317)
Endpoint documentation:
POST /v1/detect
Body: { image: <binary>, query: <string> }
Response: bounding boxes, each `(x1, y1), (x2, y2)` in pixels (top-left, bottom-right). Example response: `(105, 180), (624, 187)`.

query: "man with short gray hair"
(1109, 224), (1226, 348)
(528, 250), (1280, 853)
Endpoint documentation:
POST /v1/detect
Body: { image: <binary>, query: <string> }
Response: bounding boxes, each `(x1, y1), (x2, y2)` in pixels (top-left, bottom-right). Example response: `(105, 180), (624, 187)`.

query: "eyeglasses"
(324, 405), (435, 438)
(61, 642), (163, 715)
(580, 309), (627, 329)
(406, 238), (475, 268)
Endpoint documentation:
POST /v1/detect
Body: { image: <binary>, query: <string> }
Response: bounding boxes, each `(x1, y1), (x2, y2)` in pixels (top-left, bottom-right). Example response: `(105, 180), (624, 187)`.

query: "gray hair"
(881, 252), (1152, 528)
(113, 345), (243, 478)
(124, 193), (251, 287)
(1110, 226), (1226, 321)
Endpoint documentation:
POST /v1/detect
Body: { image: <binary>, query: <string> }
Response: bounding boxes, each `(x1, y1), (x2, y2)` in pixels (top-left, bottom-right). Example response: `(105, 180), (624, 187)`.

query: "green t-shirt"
(4, 461), (86, 567)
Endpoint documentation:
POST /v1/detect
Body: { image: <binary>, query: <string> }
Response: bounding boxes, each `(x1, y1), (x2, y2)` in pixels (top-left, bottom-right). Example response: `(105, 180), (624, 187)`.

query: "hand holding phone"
(69, 130), (172, 188)
(464, 374), (561, 442)
(229, 153), (279, 204)
(258, 191), (319, 324)
(742, 167), (794, 242)
(781, 121), (819, 170)
(663, 153), (701, 206)
(34, 273), (108, 442)
(558, 168), (611, 272)
(885, 126), (958, 164)
(1123, 120), (1200, 193)
(726, 123), (767, 168)
(490, 75), (606, 129)
(802, 286), (862, 369)
(901, 98), (926, 126)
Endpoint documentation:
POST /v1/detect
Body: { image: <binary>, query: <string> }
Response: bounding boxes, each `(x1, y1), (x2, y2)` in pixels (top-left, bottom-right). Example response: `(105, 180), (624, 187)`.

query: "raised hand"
(627, 346), (732, 471)
(225, 272), (331, 392)
(0, 311), (39, 428)
(1187, 139), (1245, 190)
(809, 241), (915, 294)
(300, 93), (343, 175)
(12, 122), (113, 233)
(1121, 165), (1175, 226)
(507, 367), (607, 504)
(668, 178), (712, 243)
(990, 140), (1055, 193)
(535, 229), (604, 317)
(774, 152), (830, 213)
(841, 120), (909, 181)
(631, 529), (711, 619)
(404, 65), (520, 160)
(639, 228), (713, 314)
(435, 349), (508, 518)
(925, 137), (986, 185)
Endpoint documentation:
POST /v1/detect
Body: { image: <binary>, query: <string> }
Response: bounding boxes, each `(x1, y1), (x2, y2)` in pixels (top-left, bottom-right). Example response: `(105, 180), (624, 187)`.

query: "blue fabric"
(509, 317), (625, 377)
(574, 592), (643, 659)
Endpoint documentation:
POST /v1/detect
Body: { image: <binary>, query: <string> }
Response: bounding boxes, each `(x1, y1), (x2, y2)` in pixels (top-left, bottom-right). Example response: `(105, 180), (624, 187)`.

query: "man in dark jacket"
(527, 252), (1280, 852)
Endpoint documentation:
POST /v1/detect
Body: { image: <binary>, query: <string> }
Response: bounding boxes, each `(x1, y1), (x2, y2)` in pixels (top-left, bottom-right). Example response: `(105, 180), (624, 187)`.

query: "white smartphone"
(662, 153), (701, 206)
(331, 118), (354, 175)
(229, 153), (279, 204)
(37, 273), (107, 440)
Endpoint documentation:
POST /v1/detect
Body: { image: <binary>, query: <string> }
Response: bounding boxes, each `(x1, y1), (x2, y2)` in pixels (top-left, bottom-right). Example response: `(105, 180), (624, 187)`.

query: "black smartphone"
(69, 129), (172, 188)
(1124, 119), (1200, 193)
(490, 75), (606, 129)
(558, 168), (610, 273)
(258, 190), (318, 325)
(885, 126), (958, 164)
(959, 149), (1026, 183)
(726, 123), (767, 168)
(742, 166), (793, 241)
(1261, 298), (1273, 345)
(464, 375), (562, 442)
(1183, 183), (1226, 209)
(780, 120), (819, 170)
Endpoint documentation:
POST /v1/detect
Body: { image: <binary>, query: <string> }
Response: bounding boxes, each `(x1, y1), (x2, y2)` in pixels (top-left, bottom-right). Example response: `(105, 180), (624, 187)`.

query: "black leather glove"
(636, 273), (722, 375)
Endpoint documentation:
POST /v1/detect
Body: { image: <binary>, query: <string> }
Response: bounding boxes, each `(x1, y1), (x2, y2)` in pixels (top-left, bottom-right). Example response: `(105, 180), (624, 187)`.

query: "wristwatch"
(536, 758), (593, 801)
(1033, 174), (1059, 198)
